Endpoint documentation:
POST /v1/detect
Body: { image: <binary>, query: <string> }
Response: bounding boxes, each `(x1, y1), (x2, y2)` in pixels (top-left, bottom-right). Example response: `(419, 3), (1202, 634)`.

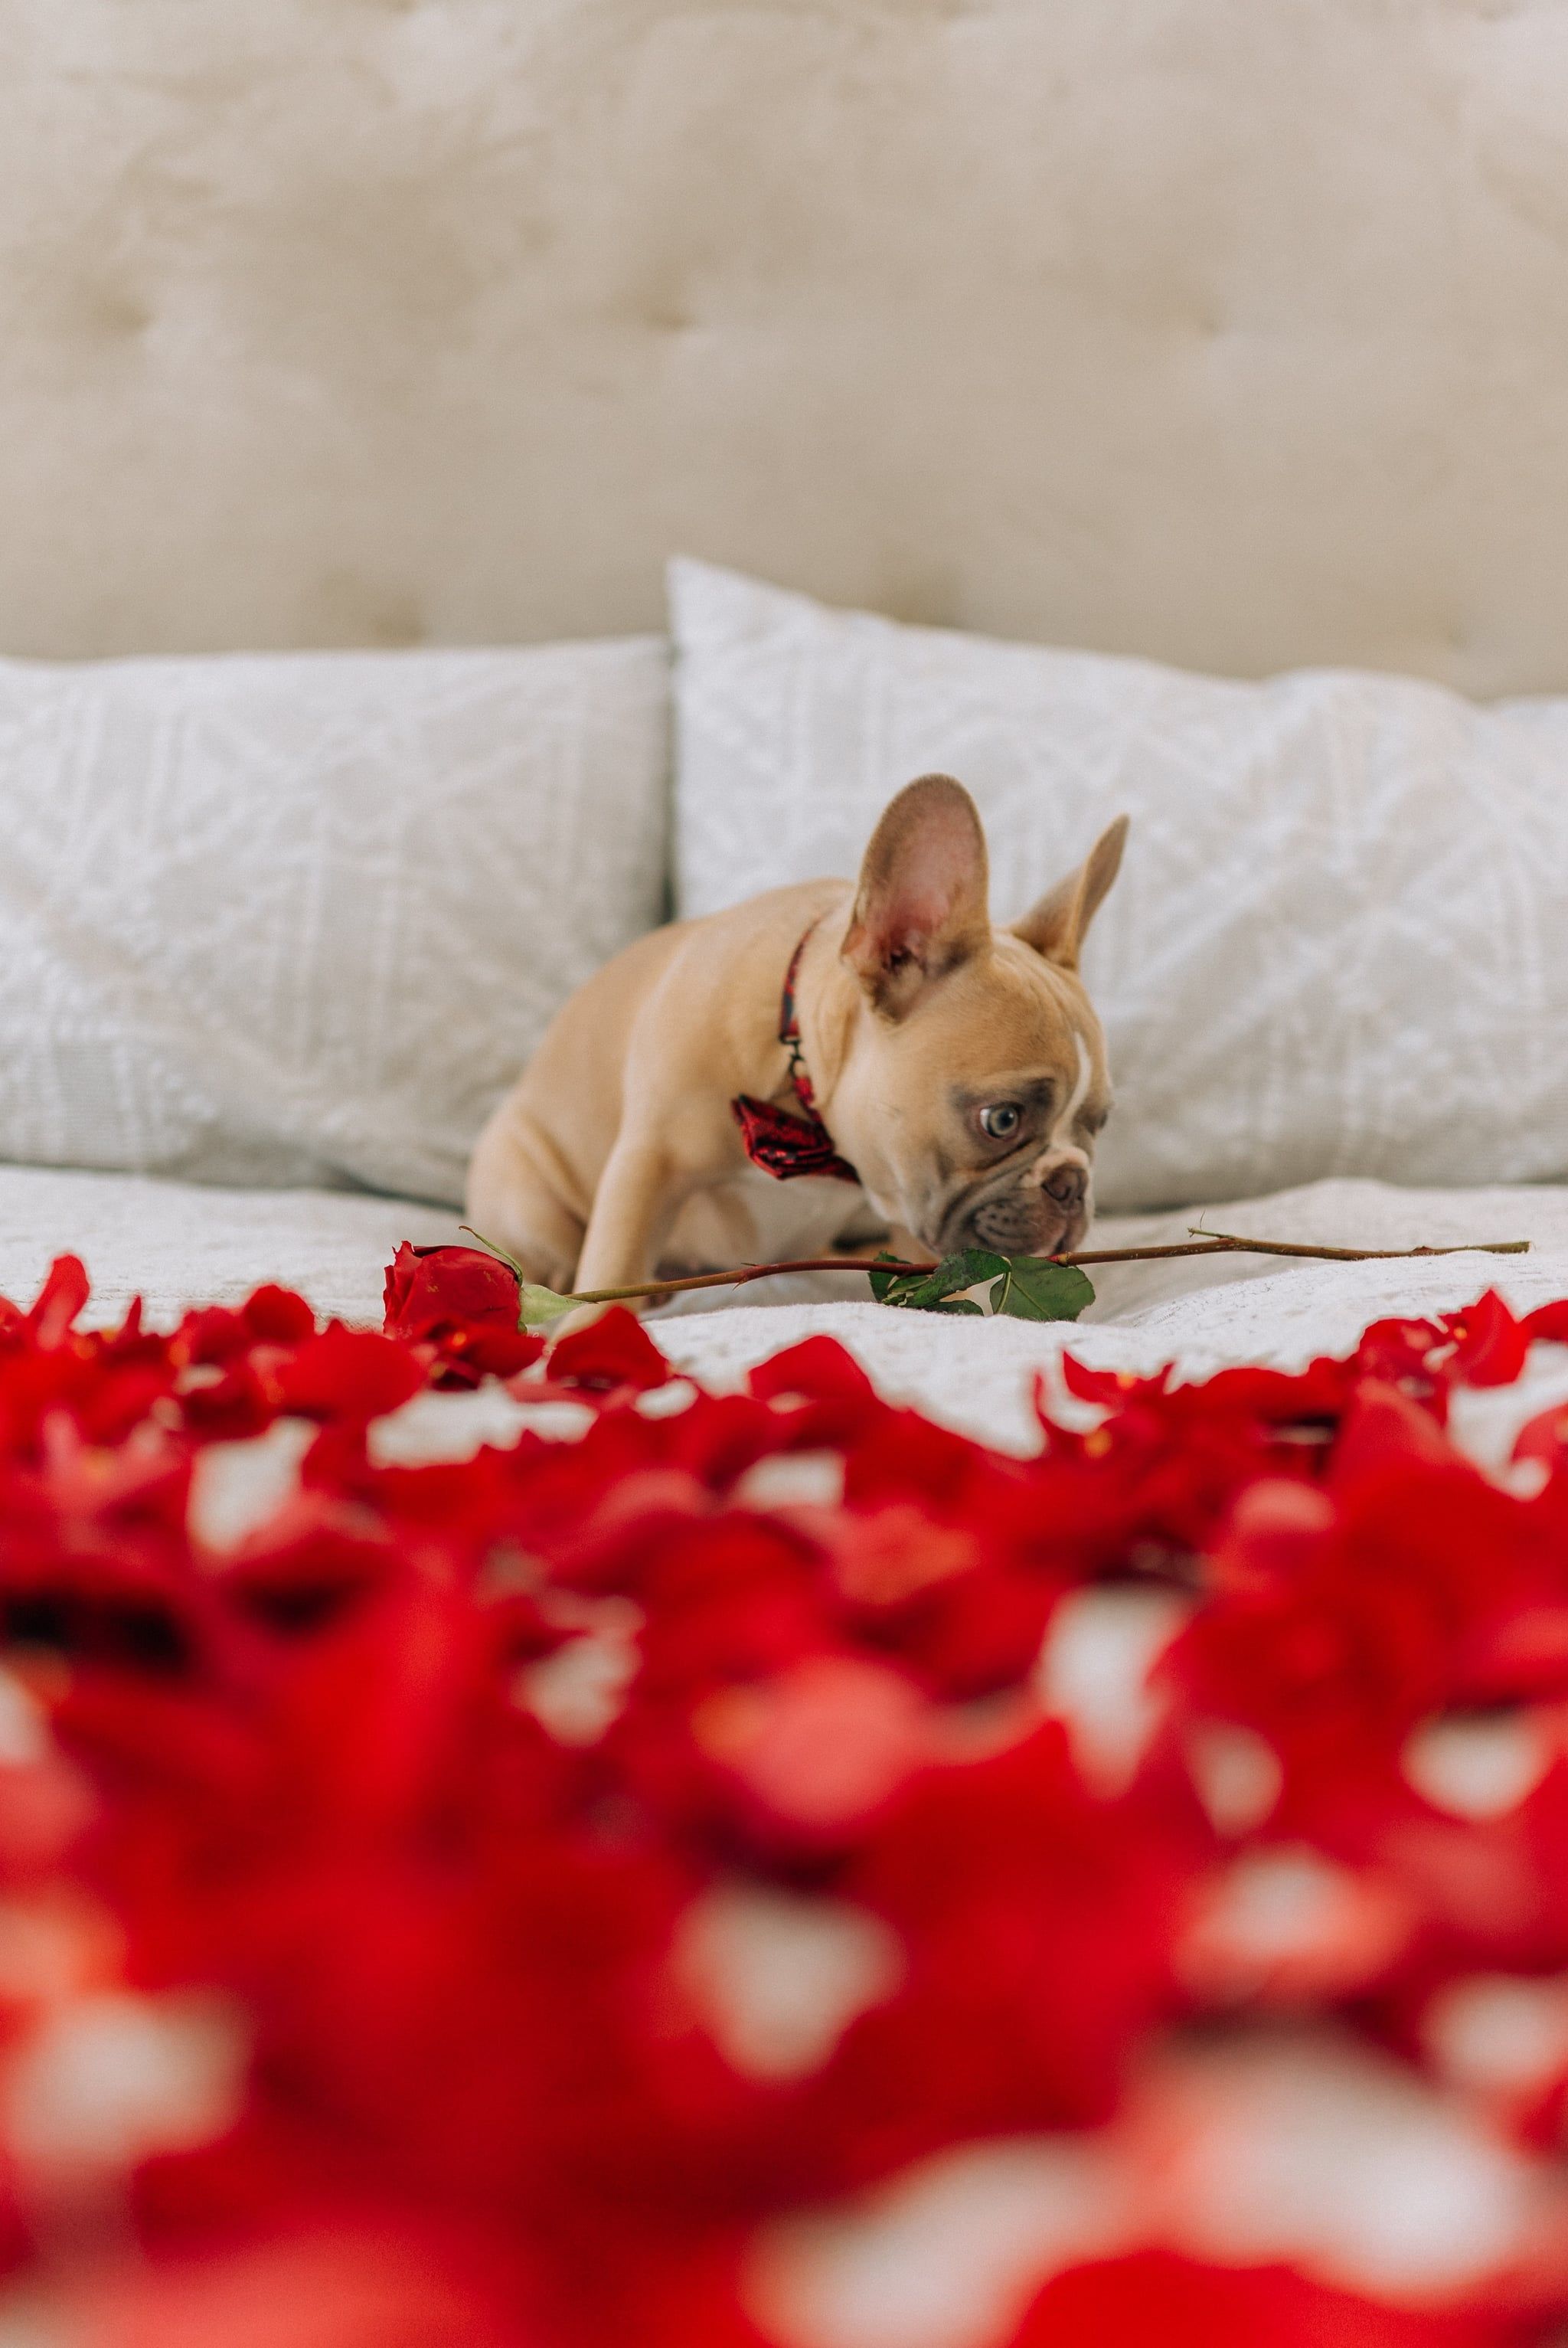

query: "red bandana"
(730, 927), (861, 1184)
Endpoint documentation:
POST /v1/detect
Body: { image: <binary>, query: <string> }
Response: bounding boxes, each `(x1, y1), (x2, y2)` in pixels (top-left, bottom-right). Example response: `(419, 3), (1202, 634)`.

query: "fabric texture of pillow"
(0, 637), (668, 1205)
(671, 558), (1568, 1213)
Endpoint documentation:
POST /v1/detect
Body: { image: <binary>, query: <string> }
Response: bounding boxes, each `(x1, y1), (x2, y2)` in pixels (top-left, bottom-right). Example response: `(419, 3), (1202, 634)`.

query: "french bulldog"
(467, 775), (1129, 1299)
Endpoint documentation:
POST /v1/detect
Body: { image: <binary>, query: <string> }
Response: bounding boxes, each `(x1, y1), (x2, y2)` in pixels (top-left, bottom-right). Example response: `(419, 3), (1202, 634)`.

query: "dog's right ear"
(841, 775), (991, 1017)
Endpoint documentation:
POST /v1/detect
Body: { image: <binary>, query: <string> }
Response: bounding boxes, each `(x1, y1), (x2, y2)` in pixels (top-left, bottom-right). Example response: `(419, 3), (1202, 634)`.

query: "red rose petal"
(274, 1325), (426, 1423)
(1442, 1290), (1530, 1388)
(547, 1306), (671, 1395)
(0, 1267), (1556, 2341)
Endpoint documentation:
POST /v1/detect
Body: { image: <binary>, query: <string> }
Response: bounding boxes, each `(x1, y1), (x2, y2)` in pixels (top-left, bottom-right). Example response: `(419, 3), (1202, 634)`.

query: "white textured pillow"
(0, 638), (668, 1205)
(671, 560), (1568, 1213)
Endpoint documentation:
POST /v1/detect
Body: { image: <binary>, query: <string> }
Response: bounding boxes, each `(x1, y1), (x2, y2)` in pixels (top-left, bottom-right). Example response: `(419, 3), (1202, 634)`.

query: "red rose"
(382, 1244), (543, 1389)
(383, 1243), (524, 1342)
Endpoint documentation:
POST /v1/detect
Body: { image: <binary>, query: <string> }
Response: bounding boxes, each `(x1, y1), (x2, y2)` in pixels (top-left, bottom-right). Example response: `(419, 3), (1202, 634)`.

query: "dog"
(467, 774), (1129, 1299)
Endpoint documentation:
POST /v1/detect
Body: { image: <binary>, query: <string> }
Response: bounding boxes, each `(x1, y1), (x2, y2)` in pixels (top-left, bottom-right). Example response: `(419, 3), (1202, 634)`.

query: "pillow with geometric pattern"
(0, 636), (668, 1205)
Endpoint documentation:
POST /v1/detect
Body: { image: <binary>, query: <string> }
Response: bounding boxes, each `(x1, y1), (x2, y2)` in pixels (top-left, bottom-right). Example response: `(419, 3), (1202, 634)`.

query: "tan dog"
(468, 776), (1128, 1297)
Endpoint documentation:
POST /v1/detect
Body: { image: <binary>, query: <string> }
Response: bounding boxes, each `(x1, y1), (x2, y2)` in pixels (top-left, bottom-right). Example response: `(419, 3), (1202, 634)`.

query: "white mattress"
(8, 1162), (1568, 1455)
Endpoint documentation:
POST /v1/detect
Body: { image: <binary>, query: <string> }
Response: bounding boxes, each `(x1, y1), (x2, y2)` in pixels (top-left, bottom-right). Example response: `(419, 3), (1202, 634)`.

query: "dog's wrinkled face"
(828, 776), (1127, 1261)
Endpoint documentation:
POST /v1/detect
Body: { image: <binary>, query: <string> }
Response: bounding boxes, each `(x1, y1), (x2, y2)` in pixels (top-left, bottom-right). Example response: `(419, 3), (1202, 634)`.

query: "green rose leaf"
(988, 1256), (1096, 1322)
(870, 1248), (1007, 1312)
(866, 1252), (908, 1304)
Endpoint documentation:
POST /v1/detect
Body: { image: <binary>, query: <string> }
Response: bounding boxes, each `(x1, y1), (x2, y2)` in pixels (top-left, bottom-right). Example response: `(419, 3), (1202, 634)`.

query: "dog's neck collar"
(730, 922), (861, 1184)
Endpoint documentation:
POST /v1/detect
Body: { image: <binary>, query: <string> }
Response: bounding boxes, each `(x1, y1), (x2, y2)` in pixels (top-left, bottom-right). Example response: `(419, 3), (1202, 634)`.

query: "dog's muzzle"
(942, 1148), (1092, 1259)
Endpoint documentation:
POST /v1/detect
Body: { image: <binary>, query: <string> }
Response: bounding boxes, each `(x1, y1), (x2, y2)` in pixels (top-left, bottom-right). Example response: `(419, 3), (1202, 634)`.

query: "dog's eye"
(981, 1103), (1021, 1140)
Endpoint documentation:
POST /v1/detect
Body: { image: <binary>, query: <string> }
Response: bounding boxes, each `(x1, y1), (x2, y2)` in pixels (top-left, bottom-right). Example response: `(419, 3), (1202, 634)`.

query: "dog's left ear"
(842, 773), (991, 1017)
(1012, 815), (1129, 970)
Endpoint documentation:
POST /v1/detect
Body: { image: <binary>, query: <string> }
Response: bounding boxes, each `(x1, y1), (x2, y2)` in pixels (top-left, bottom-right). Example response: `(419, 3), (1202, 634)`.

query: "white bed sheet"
(5, 1163), (1568, 1455)
(0, 1163), (460, 1328)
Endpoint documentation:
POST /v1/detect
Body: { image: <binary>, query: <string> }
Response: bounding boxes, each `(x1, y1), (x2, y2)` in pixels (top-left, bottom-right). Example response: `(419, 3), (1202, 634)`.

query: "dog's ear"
(1012, 815), (1129, 971)
(841, 774), (991, 1016)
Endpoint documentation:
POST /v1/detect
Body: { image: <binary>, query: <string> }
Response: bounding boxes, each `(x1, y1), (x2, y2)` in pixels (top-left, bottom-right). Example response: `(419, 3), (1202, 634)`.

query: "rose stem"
(568, 1231), (1530, 1306)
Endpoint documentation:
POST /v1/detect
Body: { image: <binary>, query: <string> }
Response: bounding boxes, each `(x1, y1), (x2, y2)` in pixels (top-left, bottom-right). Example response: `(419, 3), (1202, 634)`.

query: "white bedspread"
(4, 1162), (1566, 1453)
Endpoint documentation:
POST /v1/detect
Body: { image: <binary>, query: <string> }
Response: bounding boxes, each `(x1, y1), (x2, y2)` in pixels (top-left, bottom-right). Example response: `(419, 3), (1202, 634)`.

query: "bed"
(8, 3), (1568, 2343)
(10, 1158), (1567, 1453)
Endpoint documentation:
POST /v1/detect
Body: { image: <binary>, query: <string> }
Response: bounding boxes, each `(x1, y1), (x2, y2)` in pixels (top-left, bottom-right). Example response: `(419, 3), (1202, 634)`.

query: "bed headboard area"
(5, 0), (1567, 693)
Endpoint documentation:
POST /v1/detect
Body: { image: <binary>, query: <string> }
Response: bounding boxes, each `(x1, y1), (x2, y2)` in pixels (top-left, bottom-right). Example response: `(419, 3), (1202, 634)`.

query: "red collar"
(730, 926), (861, 1184)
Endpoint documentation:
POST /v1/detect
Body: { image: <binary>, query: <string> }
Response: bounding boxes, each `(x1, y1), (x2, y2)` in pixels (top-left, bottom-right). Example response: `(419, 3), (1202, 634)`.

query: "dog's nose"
(1042, 1161), (1087, 1212)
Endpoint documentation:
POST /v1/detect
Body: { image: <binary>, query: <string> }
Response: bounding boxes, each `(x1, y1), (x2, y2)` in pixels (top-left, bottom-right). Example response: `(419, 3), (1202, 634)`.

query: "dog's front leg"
(573, 1136), (692, 1297)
